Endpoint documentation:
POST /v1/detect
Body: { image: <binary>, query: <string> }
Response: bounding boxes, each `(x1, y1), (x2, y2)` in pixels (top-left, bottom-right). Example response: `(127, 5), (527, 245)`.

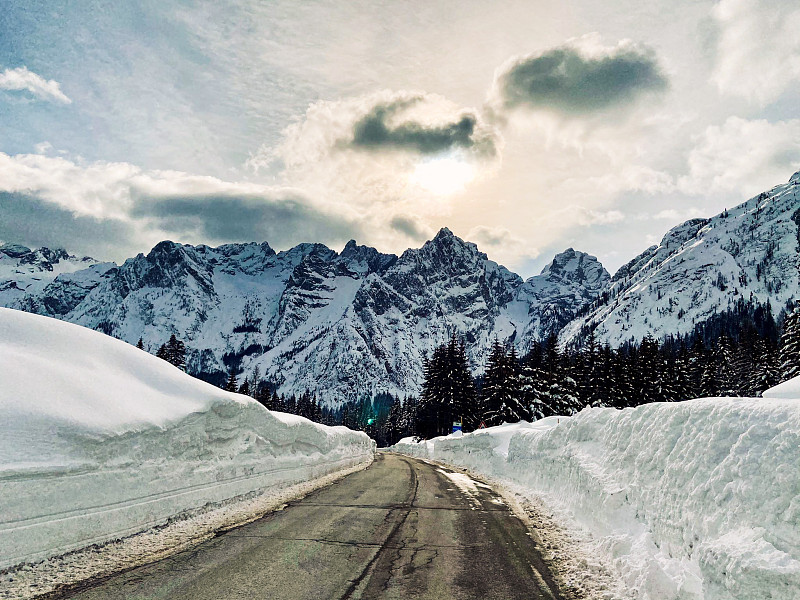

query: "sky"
(1, 0), (800, 277)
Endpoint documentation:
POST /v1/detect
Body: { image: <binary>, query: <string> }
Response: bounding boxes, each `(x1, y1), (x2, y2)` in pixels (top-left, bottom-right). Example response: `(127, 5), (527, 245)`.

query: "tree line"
(138, 299), (800, 445)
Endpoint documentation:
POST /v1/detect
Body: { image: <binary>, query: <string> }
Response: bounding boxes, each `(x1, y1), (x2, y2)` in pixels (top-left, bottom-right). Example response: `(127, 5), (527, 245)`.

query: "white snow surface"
(562, 172), (800, 347)
(391, 395), (800, 600)
(0, 307), (375, 570)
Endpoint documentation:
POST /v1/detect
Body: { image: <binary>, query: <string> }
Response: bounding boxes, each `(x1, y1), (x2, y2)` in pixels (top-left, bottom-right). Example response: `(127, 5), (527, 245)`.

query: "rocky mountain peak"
(339, 240), (397, 274)
(540, 248), (609, 291)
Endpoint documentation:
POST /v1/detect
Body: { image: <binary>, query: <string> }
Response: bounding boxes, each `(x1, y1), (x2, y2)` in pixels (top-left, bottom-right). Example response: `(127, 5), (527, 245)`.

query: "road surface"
(61, 453), (564, 600)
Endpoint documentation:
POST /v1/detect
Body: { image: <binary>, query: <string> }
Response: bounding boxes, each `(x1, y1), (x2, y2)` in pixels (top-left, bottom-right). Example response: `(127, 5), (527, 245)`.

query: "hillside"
(561, 171), (800, 346)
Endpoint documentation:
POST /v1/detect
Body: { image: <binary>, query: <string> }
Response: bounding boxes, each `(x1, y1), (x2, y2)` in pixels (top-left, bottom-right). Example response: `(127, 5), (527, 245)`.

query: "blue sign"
(452, 421), (462, 433)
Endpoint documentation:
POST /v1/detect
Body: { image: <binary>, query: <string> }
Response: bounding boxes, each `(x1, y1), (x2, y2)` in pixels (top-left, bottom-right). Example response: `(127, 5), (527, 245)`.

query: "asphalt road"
(61, 453), (564, 600)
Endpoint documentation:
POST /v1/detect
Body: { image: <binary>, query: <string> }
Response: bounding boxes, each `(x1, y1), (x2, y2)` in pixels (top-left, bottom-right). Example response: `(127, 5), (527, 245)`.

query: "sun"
(409, 155), (475, 196)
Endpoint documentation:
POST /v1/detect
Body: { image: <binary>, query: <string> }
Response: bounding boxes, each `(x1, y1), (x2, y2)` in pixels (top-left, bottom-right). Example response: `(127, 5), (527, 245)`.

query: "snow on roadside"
(0, 459), (372, 600)
(0, 307), (375, 593)
(390, 393), (800, 600)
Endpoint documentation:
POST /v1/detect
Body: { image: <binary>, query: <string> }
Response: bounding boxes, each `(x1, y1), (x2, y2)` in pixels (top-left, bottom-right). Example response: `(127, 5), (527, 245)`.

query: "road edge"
(1, 454), (376, 600)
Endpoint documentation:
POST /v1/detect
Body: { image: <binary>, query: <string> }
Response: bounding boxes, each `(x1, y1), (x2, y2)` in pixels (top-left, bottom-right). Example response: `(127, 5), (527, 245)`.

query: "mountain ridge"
(0, 230), (608, 403)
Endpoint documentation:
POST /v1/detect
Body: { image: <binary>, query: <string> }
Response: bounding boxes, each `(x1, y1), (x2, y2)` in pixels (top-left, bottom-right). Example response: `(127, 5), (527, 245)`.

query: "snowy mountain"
(0, 230), (607, 403)
(561, 170), (800, 347)
(0, 243), (109, 308)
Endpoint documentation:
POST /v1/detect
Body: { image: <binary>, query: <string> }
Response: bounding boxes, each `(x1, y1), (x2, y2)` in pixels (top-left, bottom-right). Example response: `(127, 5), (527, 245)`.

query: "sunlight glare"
(410, 156), (475, 196)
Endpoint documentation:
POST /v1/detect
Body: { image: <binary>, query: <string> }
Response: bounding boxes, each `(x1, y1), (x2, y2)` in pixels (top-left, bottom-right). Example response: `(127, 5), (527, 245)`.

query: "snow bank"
(0, 307), (375, 570)
(391, 397), (800, 600)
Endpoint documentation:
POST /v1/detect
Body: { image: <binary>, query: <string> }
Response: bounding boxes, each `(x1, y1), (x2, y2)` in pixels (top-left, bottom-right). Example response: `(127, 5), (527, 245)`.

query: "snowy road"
(61, 453), (564, 600)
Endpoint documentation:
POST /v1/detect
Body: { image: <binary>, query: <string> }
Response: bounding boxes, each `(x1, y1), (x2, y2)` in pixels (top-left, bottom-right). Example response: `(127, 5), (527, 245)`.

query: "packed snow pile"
(0, 307), (375, 570)
(391, 395), (800, 600)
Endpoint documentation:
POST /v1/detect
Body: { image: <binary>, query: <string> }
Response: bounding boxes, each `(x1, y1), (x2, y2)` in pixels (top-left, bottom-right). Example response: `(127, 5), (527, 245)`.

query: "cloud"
(467, 225), (540, 265)
(542, 205), (626, 228)
(247, 89), (503, 237)
(252, 90), (500, 171)
(348, 98), (496, 157)
(389, 215), (434, 241)
(711, 0), (800, 105)
(652, 207), (706, 221)
(491, 34), (668, 116)
(131, 193), (361, 248)
(0, 192), (135, 259)
(678, 116), (800, 196)
(0, 151), (362, 259)
(0, 67), (72, 104)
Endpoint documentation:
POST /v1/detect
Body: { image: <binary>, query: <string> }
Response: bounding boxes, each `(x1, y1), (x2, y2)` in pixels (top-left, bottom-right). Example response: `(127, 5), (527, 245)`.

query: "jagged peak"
(539, 248), (609, 288)
(542, 248), (599, 273)
(790, 170), (800, 184)
(434, 227), (454, 240)
(426, 227), (474, 252)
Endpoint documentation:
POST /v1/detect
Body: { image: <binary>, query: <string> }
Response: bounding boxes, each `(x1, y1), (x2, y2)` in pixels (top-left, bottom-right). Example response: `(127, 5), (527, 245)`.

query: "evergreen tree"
(519, 344), (550, 419)
(158, 334), (186, 371)
(417, 335), (477, 437)
(550, 376), (582, 415)
(224, 370), (238, 392)
(136, 337), (144, 350)
(481, 340), (529, 426)
(779, 303), (800, 382)
(714, 334), (738, 396)
(238, 378), (251, 396)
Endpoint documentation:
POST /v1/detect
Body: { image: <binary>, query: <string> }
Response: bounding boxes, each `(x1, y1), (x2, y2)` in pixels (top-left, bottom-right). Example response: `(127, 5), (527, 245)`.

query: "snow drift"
(392, 396), (800, 600)
(0, 307), (375, 570)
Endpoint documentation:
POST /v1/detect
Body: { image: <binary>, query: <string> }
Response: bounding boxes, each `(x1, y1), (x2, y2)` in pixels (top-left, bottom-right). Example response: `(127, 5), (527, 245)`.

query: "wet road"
(62, 453), (564, 600)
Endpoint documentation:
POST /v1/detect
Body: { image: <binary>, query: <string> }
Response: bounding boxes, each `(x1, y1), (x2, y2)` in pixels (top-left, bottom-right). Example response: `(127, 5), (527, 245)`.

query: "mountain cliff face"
(0, 231), (607, 403)
(560, 171), (800, 347)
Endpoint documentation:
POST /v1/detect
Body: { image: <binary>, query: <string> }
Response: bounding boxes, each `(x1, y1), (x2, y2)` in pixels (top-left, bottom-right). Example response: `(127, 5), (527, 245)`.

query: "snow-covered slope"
(1, 231), (608, 403)
(562, 171), (800, 346)
(0, 307), (374, 570)
(391, 390), (800, 600)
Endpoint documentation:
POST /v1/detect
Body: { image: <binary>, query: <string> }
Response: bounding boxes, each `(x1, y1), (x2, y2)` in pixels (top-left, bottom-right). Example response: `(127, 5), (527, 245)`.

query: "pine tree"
(157, 334), (186, 371)
(714, 335), (737, 396)
(238, 378), (251, 396)
(481, 340), (529, 426)
(136, 337), (144, 350)
(519, 344), (550, 420)
(224, 370), (238, 392)
(779, 303), (800, 382)
(417, 336), (477, 437)
(550, 376), (582, 415)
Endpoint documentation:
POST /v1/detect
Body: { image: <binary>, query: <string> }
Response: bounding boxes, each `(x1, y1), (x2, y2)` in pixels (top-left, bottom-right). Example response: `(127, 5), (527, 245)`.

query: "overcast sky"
(2, 0), (800, 276)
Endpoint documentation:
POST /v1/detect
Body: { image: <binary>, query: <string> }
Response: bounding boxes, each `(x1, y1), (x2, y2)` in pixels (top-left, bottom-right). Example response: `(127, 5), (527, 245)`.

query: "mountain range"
(2, 170), (799, 403)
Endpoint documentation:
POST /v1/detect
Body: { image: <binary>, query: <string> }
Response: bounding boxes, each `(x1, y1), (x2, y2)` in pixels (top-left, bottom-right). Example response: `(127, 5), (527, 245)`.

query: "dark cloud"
(389, 215), (432, 241)
(131, 193), (362, 248)
(498, 43), (668, 115)
(348, 99), (496, 156)
(0, 192), (136, 259)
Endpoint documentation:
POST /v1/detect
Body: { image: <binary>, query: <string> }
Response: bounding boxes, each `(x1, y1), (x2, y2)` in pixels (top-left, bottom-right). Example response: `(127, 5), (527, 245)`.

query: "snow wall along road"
(0, 307), (375, 570)
(391, 395), (800, 600)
